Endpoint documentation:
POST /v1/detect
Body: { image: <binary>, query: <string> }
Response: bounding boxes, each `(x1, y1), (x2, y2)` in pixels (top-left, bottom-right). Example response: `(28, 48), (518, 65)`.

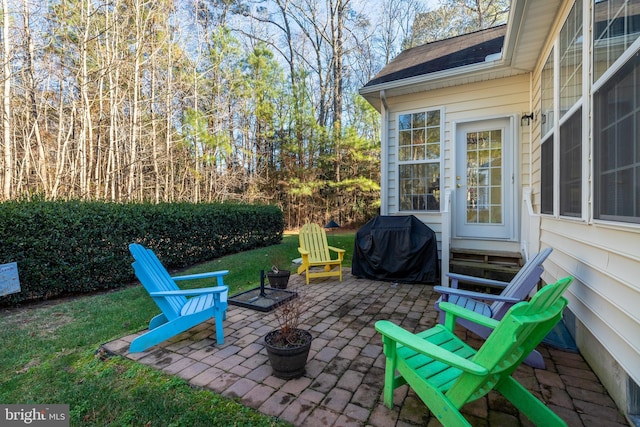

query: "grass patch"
(181, 231), (355, 294)
(0, 232), (355, 426)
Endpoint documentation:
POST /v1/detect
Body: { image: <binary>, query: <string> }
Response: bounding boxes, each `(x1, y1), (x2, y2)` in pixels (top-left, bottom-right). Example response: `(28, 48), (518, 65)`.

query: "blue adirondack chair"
(128, 243), (229, 353)
(376, 276), (573, 426)
(434, 247), (552, 368)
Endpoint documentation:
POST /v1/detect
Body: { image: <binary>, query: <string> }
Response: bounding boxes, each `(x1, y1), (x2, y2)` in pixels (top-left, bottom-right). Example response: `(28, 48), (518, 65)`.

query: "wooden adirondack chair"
(297, 223), (345, 285)
(375, 276), (573, 427)
(434, 247), (552, 368)
(129, 243), (229, 353)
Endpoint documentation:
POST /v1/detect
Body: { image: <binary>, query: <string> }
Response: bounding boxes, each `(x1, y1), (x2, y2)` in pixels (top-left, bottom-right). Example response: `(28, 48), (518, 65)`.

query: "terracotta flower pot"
(264, 328), (312, 379)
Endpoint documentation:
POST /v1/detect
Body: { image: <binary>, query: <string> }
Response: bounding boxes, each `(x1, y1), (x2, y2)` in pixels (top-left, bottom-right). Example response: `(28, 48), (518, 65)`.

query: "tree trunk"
(2, 0), (12, 199)
(22, 0), (49, 194)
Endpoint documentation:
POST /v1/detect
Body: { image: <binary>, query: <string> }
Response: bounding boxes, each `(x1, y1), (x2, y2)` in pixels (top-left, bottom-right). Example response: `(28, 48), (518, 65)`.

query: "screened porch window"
(541, 48), (555, 215)
(541, 136), (554, 215)
(594, 0), (640, 81)
(594, 50), (640, 223)
(593, 0), (640, 224)
(539, 0), (583, 217)
(398, 109), (441, 211)
(560, 108), (582, 217)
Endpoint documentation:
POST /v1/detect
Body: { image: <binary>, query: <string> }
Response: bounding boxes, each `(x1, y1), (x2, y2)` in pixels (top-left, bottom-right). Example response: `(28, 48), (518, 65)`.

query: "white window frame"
(396, 107), (444, 213)
(539, 0), (589, 221)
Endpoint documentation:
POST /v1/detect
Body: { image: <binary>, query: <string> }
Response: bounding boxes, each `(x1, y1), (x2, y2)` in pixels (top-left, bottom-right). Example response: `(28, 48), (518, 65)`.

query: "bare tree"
(0, 0), (384, 227)
(2, 0), (12, 199)
(407, 0), (509, 48)
(20, 1), (49, 193)
(375, 0), (425, 65)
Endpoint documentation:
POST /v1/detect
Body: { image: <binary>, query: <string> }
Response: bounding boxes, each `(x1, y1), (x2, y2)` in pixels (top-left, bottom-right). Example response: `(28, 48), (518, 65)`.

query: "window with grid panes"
(398, 109), (442, 211)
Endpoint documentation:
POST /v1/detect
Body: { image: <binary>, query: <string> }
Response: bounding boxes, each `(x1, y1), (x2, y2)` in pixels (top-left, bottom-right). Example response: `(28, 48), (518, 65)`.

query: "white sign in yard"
(0, 262), (20, 297)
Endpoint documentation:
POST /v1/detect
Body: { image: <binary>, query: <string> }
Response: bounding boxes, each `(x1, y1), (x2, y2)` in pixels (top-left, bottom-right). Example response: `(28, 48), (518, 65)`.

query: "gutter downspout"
(529, 72), (533, 202)
(525, 71), (534, 260)
(380, 90), (389, 216)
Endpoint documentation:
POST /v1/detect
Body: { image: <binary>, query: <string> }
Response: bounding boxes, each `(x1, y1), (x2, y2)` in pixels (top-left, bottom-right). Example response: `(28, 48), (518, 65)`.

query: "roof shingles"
(364, 25), (506, 88)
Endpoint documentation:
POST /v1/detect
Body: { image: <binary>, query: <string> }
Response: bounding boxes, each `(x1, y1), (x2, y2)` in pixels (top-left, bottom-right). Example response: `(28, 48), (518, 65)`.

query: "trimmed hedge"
(0, 200), (283, 306)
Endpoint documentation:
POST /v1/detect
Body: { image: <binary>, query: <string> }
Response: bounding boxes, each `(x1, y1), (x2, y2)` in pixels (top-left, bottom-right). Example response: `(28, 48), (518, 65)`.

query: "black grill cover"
(352, 215), (439, 284)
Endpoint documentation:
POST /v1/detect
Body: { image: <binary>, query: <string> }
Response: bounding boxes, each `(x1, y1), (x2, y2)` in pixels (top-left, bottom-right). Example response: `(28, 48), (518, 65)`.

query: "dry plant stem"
(273, 287), (308, 345)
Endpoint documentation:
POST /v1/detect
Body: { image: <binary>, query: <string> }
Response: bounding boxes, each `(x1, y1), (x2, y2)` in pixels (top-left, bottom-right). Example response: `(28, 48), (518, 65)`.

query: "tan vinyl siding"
(538, 217), (640, 387)
(381, 74), (530, 258)
(383, 74), (530, 215)
(386, 117), (398, 212)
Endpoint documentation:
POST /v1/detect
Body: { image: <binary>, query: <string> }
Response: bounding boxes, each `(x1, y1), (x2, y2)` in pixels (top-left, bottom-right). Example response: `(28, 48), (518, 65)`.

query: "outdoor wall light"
(521, 112), (535, 126)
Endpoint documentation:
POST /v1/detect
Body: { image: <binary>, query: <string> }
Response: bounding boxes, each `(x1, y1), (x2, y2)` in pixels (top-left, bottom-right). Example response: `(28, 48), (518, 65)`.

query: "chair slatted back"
(129, 243), (186, 320)
(299, 223), (331, 263)
(447, 276), (573, 407)
(490, 247), (553, 318)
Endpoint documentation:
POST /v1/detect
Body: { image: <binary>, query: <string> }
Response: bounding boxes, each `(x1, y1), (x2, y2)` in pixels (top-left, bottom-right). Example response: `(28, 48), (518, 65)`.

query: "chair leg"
(497, 376), (567, 426)
(399, 362), (472, 427)
(149, 313), (168, 330)
(214, 310), (225, 345)
(130, 312), (211, 353)
(130, 321), (187, 353)
(381, 338), (397, 408)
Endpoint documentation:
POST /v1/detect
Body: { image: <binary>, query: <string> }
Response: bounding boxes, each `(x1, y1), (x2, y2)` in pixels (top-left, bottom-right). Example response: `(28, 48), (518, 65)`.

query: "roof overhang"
(360, 0), (564, 111)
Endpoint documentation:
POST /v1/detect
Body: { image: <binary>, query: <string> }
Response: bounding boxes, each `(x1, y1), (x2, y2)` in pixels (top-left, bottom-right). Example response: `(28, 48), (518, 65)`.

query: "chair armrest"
(433, 286), (520, 303)
(446, 272), (510, 289)
(150, 286), (228, 297)
(439, 301), (500, 330)
(298, 248), (309, 255)
(375, 320), (487, 375)
(172, 270), (229, 281)
(328, 246), (345, 261)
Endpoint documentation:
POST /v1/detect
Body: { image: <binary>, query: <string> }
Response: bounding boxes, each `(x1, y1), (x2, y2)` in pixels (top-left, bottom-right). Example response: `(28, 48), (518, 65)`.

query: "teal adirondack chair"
(129, 243), (229, 353)
(375, 276), (573, 427)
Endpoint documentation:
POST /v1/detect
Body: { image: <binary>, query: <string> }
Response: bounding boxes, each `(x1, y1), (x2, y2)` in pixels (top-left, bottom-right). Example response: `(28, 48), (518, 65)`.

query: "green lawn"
(0, 232), (355, 426)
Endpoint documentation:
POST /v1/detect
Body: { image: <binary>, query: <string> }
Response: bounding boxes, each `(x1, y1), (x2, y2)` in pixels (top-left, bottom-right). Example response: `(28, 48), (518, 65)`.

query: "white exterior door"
(455, 118), (516, 240)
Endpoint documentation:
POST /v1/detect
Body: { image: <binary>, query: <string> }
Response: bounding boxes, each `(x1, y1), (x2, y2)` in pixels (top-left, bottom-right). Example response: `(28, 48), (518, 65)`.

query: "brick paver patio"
(102, 270), (630, 426)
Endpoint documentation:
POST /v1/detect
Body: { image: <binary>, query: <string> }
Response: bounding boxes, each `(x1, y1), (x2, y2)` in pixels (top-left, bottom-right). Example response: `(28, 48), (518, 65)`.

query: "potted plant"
(266, 254), (291, 289)
(264, 288), (313, 379)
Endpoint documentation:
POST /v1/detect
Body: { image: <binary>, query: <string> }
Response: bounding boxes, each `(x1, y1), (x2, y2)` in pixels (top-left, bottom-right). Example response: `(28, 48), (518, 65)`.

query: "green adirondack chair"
(434, 247), (553, 368)
(375, 276), (574, 427)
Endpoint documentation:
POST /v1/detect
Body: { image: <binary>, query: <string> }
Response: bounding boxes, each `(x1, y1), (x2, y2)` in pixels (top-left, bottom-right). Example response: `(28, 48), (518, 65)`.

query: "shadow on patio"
(102, 270), (628, 427)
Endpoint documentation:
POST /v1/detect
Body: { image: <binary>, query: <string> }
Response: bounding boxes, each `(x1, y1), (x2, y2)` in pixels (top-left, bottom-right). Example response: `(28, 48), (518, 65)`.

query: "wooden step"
(449, 260), (521, 274)
(450, 249), (523, 267)
(449, 249), (523, 288)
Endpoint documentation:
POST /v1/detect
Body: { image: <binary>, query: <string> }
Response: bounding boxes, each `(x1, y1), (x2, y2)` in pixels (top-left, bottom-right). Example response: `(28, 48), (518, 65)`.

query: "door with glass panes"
(455, 118), (515, 239)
